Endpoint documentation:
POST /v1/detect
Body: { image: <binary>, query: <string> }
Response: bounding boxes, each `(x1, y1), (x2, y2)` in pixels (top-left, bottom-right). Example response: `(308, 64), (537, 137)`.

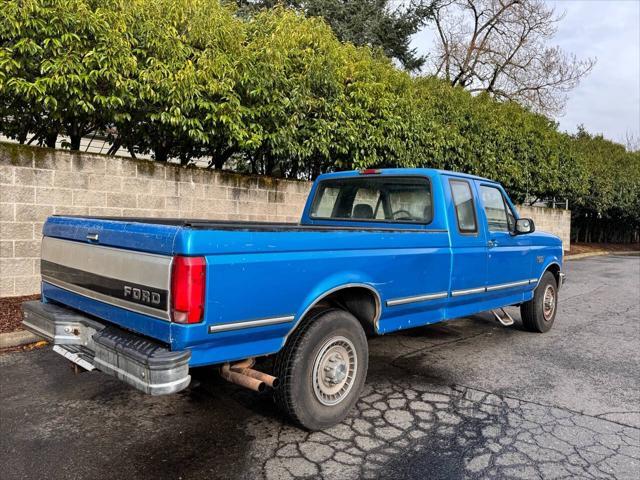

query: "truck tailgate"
(40, 216), (182, 343)
(41, 236), (172, 320)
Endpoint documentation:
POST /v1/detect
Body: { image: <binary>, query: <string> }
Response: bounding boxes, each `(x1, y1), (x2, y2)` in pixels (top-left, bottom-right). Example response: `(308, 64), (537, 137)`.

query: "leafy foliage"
(0, 0), (136, 148)
(236, 0), (435, 71)
(0, 0), (638, 241)
(111, 0), (247, 162)
(568, 127), (640, 243)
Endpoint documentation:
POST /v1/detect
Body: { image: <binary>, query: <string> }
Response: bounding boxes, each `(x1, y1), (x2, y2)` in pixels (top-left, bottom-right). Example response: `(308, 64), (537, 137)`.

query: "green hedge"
(1, 0), (638, 241)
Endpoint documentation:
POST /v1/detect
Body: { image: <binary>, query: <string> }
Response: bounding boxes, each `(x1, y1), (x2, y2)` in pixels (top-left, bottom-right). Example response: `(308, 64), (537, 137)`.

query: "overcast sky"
(411, 0), (640, 145)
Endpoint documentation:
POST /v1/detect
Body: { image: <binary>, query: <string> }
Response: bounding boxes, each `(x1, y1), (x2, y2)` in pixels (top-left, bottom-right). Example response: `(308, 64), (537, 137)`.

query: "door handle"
(487, 240), (498, 248)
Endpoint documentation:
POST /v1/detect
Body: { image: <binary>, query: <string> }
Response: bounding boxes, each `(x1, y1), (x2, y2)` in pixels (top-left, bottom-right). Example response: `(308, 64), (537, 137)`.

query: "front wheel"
(273, 309), (368, 430)
(520, 271), (558, 333)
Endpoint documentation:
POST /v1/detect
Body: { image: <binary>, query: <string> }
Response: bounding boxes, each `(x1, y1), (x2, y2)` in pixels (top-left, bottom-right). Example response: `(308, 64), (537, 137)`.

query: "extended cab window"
(310, 176), (432, 223)
(450, 179), (477, 233)
(480, 185), (515, 232)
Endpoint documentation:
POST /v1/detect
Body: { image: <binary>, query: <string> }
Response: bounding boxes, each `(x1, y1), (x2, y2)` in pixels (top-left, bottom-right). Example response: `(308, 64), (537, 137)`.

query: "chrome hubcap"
(312, 336), (357, 406)
(543, 285), (556, 321)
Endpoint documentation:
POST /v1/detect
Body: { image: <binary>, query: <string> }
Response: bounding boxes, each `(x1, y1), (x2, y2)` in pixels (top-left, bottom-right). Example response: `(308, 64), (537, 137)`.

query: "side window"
(450, 180), (477, 234)
(480, 185), (509, 232)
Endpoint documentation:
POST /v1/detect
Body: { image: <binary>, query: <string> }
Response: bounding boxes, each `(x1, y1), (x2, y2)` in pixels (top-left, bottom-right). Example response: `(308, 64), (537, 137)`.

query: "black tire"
(520, 271), (558, 333)
(273, 309), (368, 430)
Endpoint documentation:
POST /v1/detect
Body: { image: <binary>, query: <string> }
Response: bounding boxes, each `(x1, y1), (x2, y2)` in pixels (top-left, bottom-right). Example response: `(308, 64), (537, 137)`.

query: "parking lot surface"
(1, 255), (638, 479)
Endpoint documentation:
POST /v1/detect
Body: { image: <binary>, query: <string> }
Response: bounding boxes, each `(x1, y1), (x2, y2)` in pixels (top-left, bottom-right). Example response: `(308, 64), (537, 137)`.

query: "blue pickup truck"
(22, 168), (564, 429)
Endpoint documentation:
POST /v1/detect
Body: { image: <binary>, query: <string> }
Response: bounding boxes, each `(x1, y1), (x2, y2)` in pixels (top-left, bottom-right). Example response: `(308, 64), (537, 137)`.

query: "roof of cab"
(315, 168), (497, 183)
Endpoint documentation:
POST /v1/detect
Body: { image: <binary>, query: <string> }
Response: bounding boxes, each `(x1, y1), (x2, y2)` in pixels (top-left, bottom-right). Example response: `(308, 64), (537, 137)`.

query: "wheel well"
(305, 286), (380, 335)
(545, 263), (561, 286)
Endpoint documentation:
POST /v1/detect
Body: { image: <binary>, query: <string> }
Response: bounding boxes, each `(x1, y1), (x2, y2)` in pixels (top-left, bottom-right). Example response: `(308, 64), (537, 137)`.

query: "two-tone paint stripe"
(42, 273), (171, 320)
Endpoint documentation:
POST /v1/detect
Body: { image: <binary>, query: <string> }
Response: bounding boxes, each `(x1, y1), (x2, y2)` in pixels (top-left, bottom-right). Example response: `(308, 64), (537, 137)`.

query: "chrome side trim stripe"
(386, 292), (448, 307)
(43, 276), (170, 320)
(208, 315), (295, 334)
(486, 280), (531, 292)
(451, 286), (486, 297)
(385, 278), (540, 307)
(452, 278), (534, 297)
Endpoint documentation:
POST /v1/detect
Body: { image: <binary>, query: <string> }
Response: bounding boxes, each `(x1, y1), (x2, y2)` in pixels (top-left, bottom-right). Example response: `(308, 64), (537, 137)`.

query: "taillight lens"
(171, 256), (206, 324)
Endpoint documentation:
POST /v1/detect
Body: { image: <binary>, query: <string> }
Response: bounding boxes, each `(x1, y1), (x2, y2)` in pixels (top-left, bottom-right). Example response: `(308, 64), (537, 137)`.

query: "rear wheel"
(273, 309), (368, 430)
(520, 271), (558, 333)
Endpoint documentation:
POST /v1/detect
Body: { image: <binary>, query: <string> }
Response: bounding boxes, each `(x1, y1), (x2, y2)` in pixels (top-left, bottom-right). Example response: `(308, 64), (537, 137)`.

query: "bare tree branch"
(426, 0), (596, 115)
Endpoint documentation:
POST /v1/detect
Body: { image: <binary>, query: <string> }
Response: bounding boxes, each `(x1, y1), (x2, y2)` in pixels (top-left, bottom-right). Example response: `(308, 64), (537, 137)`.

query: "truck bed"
(53, 215), (431, 232)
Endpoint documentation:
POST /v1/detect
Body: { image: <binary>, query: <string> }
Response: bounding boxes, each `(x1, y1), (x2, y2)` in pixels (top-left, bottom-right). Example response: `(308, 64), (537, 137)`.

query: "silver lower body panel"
(21, 301), (191, 395)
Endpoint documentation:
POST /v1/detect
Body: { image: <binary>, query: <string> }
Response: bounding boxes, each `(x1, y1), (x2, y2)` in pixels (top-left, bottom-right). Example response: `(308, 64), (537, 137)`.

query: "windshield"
(310, 176), (433, 224)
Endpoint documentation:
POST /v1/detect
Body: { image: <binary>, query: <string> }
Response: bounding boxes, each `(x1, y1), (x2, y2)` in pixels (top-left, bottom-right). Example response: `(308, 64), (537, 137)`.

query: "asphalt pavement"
(1, 255), (638, 479)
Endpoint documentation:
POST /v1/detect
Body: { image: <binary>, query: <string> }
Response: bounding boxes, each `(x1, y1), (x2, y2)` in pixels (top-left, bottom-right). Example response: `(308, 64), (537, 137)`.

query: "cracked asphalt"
(1, 255), (639, 479)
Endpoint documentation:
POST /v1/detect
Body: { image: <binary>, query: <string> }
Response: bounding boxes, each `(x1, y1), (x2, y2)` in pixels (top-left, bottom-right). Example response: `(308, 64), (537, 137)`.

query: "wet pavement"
(1, 255), (639, 479)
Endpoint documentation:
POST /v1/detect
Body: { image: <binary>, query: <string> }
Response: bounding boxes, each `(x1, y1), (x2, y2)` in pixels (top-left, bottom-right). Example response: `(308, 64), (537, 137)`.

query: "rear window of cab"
(310, 176), (433, 224)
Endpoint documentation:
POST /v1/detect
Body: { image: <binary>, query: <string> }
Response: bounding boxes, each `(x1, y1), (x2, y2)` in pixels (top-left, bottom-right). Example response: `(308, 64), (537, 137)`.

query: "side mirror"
(515, 218), (535, 235)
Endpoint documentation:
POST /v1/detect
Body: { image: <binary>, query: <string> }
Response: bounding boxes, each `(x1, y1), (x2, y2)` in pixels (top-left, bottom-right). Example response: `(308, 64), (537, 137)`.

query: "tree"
(1, 0), (638, 244)
(230, 7), (346, 176)
(237, 0), (436, 71)
(0, 0), (136, 149)
(112, 0), (248, 164)
(428, 0), (595, 115)
(567, 127), (640, 243)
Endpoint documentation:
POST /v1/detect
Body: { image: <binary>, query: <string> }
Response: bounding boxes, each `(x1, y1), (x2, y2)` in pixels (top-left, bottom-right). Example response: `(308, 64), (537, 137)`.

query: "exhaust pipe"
(221, 363), (266, 392)
(231, 366), (280, 388)
(220, 358), (279, 391)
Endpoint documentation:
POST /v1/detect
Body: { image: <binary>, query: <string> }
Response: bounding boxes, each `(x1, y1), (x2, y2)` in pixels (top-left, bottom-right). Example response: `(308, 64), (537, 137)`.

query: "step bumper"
(21, 301), (191, 395)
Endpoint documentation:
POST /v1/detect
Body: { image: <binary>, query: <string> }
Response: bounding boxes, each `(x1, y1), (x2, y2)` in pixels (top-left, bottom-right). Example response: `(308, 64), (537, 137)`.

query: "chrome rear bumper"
(21, 301), (190, 395)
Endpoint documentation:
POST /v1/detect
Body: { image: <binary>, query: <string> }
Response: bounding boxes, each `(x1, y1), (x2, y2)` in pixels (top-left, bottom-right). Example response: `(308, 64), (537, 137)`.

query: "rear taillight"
(171, 256), (206, 324)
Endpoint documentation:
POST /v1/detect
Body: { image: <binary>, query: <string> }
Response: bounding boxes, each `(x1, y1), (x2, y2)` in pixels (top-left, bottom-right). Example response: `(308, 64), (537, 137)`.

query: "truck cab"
(22, 168), (564, 430)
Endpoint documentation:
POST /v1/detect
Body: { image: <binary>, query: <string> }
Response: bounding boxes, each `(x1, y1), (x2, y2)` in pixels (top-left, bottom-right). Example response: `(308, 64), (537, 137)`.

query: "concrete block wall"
(0, 143), (310, 297)
(1, 142), (571, 297)
(518, 205), (571, 251)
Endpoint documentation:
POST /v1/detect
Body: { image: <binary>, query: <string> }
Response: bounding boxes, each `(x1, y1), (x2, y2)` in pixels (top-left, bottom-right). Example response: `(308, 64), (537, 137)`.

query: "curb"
(566, 251), (640, 261)
(0, 330), (41, 349)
